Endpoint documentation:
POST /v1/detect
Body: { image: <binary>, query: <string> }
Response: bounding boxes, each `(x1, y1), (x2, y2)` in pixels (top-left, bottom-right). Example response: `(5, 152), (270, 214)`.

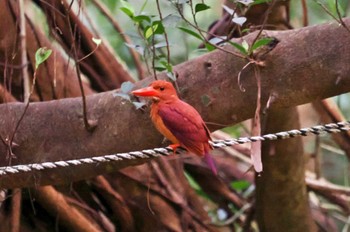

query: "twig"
(0, 62), (28, 69)
(90, 0), (145, 79)
(156, 0), (171, 65)
(151, 161), (184, 205)
(314, 136), (322, 179)
(301, 0), (308, 27)
(306, 176), (350, 196)
(175, 3), (247, 60)
(33, 186), (101, 232)
(312, 100), (350, 160)
(315, 0), (350, 34)
(151, 26), (158, 80)
(65, 4), (94, 131)
(242, 201), (255, 232)
(9, 65), (42, 161)
(226, 5), (241, 40)
(249, 0), (277, 54)
(91, 176), (135, 231)
(335, 0), (350, 34)
(10, 189), (21, 232)
(118, 171), (214, 231)
(18, 0), (30, 103)
(212, 203), (251, 227)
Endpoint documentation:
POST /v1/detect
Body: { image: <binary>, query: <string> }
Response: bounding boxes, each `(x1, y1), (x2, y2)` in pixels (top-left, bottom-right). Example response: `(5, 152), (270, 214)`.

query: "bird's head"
(132, 80), (179, 102)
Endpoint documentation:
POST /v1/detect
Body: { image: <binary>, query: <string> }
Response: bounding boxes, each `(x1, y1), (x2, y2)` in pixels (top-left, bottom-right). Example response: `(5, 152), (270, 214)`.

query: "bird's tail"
(204, 152), (217, 175)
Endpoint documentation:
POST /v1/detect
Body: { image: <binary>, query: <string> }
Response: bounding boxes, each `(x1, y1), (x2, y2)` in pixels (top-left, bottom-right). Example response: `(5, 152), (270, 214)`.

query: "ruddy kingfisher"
(132, 80), (217, 175)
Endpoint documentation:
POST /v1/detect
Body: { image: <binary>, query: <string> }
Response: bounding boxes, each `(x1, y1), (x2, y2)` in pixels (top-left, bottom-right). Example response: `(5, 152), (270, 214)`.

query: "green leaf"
(145, 24), (158, 39)
(242, 40), (249, 51)
(133, 15), (151, 24)
(120, 7), (134, 18)
(195, 3), (210, 13)
(154, 21), (165, 34)
(159, 60), (172, 72)
(251, 0), (272, 5)
(35, 47), (52, 70)
(251, 37), (274, 52)
(178, 27), (203, 41)
(204, 42), (216, 52)
(120, 1), (134, 18)
(241, 28), (250, 34)
(326, 0), (345, 16)
(144, 21), (164, 39)
(228, 41), (248, 55)
(230, 180), (250, 191)
(184, 172), (212, 201)
(154, 66), (167, 72)
(185, 172), (202, 191)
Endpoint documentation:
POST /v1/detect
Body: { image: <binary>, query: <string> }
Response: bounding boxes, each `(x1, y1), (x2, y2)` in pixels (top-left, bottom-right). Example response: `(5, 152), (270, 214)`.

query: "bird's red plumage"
(156, 100), (211, 157)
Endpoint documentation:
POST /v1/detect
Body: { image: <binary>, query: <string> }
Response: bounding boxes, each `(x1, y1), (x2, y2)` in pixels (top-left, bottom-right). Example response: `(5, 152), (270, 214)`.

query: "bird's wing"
(158, 101), (210, 156)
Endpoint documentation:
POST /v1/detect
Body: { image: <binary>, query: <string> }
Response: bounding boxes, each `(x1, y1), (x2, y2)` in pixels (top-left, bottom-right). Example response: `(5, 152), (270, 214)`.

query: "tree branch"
(0, 18), (350, 188)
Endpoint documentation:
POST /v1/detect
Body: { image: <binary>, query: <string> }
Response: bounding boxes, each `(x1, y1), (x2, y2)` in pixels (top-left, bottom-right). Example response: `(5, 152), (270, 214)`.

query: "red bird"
(132, 80), (217, 175)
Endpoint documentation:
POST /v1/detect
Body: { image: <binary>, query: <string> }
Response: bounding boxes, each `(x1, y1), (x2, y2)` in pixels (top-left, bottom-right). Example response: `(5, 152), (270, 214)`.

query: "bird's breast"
(150, 103), (179, 144)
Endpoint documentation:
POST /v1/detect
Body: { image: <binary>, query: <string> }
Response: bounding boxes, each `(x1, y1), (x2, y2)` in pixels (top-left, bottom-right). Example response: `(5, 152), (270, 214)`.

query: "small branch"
(65, 6), (95, 132)
(156, 0), (171, 65)
(314, 136), (322, 178)
(18, 0), (30, 103)
(175, 3), (246, 60)
(90, 0), (145, 79)
(312, 100), (350, 160)
(33, 186), (101, 232)
(10, 189), (21, 232)
(315, 0), (350, 34)
(301, 0), (308, 27)
(335, 0), (350, 34)
(119, 170), (214, 231)
(91, 176), (135, 231)
(9, 67), (41, 161)
(306, 177), (350, 196)
(151, 26), (158, 80)
(249, 0), (277, 54)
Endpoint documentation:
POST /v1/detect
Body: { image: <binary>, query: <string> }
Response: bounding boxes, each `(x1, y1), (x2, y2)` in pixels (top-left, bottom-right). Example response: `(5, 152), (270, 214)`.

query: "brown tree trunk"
(255, 107), (317, 232)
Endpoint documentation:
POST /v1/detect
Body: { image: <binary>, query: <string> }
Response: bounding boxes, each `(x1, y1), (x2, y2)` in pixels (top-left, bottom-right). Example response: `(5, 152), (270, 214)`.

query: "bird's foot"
(169, 144), (181, 155)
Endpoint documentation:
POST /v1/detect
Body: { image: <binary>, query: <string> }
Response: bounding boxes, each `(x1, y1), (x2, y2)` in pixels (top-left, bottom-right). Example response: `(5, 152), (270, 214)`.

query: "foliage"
(35, 47), (52, 70)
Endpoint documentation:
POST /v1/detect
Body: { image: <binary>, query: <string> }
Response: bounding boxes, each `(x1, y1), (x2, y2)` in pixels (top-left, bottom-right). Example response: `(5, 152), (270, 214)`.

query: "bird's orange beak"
(132, 87), (159, 97)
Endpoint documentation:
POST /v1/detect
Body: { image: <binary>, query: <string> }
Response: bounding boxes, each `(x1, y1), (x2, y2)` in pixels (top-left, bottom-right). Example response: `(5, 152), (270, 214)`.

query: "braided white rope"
(0, 121), (349, 176)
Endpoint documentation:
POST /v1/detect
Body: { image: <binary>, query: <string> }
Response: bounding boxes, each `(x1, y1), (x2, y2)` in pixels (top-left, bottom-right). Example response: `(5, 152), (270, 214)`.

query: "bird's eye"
(159, 87), (165, 91)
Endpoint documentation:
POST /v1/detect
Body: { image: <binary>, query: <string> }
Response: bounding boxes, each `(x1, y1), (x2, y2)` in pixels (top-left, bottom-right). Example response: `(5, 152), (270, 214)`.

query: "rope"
(0, 121), (349, 176)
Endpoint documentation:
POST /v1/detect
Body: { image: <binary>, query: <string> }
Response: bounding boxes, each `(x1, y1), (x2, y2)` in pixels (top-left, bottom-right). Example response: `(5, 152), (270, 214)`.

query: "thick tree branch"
(0, 18), (350, 188)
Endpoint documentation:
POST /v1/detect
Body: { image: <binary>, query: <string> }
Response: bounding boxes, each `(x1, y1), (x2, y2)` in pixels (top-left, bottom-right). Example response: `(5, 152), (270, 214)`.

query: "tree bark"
(0, 18), (349, 188)
(256, 107), (317, 232)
